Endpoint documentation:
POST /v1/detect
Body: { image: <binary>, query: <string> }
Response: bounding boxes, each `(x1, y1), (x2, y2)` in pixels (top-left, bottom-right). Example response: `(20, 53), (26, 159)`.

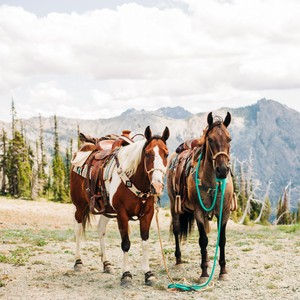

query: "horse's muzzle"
(215, 162), (229, 179)
(150, 181), (164, 196)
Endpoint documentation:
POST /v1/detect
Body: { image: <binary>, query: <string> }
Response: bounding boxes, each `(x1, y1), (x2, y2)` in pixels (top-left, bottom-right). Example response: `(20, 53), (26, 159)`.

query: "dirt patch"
(1, 197), (300, 299)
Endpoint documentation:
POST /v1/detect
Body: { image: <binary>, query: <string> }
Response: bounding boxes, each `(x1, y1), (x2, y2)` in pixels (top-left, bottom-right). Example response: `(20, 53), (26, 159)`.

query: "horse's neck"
(130, 159), (150, 192)
(201, 154), (215, 186)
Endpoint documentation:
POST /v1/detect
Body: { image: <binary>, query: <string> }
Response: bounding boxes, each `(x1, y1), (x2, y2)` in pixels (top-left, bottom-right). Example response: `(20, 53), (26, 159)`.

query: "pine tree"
(8, 130), (33, 198)
(296, 201), (300, 223)
(39, 114), (47, 180)
(276, 188), (292, 225)
(51, 115), (67, 202)
(260, 195), (271, 224)
(0, 129), (9, 194)
(8, 99), (19, 196)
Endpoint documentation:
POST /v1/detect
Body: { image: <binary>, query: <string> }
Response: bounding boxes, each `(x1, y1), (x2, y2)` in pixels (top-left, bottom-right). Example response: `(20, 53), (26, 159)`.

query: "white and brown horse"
(166, 112), (234, 282)
(70, 126), (169, 285)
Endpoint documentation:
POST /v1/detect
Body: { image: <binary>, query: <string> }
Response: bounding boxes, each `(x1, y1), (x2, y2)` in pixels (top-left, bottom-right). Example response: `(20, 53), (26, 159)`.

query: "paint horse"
(70, 126), (169, 286)
(166, 112), (234, 282)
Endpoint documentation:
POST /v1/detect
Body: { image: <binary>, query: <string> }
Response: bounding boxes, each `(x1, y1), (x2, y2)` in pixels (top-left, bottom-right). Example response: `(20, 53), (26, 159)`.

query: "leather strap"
(114, 155), (152, 198)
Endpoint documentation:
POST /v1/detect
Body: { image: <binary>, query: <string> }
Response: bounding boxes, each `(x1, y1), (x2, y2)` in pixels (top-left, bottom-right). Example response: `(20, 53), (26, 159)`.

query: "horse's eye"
(165, 153), (169, 159)
(228, 138), (232, 143)
(208, 138), (213, 144)
(145, 153), (149, 158)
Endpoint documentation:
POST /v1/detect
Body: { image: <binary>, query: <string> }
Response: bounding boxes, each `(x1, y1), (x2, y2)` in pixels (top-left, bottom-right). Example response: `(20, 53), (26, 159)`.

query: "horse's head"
(143, 126), (169, 196)
(204, 112), (232, 179)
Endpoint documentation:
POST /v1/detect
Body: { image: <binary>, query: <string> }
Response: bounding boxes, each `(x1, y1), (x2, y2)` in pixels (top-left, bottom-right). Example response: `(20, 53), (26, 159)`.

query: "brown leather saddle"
(173, 139), (201, 214)
(79, 130), (134, 215)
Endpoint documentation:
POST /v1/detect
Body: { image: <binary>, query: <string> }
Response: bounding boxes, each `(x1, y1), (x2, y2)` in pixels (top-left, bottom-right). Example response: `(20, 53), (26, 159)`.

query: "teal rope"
(168, 154), (226, 291)
(195, 153), (218, 212)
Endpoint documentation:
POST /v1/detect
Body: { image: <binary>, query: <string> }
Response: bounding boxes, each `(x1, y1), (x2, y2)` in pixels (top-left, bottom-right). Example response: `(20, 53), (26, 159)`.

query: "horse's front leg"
(97, 215), (113, 274)
(218, 219), (231, 281)
(140, 208), (155, 285)
(196, 215), (210, 283)
(117, 213), (132, 286)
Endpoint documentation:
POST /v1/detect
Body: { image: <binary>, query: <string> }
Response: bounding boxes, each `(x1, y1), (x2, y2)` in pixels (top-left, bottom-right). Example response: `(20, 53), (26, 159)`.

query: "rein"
(166, 152), (227, 291)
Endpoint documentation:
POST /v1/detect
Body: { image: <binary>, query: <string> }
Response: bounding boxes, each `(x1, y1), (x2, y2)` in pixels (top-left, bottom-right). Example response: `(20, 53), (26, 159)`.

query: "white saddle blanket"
(71, 151), (93, 166)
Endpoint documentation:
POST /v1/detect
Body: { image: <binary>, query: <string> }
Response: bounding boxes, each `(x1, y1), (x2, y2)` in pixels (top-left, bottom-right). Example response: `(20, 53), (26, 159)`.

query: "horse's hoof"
(103, 261), (114, 274)
(145, 271), (155, 286)
(199, 276), (209, 284)
(74, 259), (83, 272)
(121, 271), (132, 286)
(174, 263), (184, 269)
(219, 273), (231, 281)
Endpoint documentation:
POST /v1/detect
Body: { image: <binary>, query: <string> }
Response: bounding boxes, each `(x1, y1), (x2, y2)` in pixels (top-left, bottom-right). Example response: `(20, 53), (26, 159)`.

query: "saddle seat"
(98, 140), (115, 150)
(184, 138), (199, 150)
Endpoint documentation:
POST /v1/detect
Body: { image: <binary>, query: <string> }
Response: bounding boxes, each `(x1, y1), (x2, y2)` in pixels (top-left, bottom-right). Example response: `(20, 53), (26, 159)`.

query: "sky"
(0, 0), (300, 122)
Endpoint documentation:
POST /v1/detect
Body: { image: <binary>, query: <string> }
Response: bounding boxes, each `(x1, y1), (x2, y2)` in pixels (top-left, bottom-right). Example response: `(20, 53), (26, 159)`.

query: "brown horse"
(70, 126), (169, 286)
(166, 112), (233, 282)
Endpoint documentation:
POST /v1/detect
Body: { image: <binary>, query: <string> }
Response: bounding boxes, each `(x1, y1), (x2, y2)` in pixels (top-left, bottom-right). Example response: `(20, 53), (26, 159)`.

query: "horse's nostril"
(150, 184), (156, 194)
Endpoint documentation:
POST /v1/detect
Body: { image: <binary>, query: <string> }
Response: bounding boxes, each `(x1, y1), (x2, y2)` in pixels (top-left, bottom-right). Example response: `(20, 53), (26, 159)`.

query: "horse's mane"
(198, 116), (224, 146)
(118, 139), (146, 177)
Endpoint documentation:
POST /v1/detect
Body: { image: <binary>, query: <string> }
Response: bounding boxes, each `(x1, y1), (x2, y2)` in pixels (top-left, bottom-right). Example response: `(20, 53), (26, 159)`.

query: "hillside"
(1, 99), (299, 208)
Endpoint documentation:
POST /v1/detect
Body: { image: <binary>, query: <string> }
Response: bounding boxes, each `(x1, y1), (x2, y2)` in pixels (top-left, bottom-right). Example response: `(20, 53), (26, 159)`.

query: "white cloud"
(0, 0), (300, 122)
(28, 81), (73, 105)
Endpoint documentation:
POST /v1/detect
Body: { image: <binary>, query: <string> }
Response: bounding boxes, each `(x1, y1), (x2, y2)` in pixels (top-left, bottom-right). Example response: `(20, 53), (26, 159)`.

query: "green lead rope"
(167, 153), (226, 291)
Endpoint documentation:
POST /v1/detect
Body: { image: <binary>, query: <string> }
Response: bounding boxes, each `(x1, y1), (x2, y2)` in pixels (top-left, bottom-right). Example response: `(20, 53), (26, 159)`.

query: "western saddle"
(78, 130), (133, 215)
(172, 138), (237, 214)
(172, 138), (201, 214)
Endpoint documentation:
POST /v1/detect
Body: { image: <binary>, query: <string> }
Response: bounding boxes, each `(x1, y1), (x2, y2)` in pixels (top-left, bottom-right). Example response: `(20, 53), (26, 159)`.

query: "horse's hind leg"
(97, 215), (113, 274)
(172, 213), (184, 267)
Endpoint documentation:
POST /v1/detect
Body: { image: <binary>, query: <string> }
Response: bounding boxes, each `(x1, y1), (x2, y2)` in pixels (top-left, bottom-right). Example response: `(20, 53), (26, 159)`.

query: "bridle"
(206, 138), (230, 169)
(144, 156), (166, 180)
(143, 136), (167, 181)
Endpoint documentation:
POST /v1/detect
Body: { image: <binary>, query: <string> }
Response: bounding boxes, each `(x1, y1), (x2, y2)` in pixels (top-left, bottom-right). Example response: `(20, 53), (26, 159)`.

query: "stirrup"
(90, 195), (105, 215)
(175, 195), (184, 214)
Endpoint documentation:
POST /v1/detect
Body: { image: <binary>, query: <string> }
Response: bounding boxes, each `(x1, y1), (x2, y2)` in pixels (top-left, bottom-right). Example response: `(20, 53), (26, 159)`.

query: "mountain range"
(1, 99), (299, 210)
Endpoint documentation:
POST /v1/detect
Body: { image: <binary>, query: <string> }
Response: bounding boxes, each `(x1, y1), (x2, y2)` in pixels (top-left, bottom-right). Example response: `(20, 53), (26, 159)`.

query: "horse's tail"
(82, 205), (92, 237)
(179, 210), (195, 240)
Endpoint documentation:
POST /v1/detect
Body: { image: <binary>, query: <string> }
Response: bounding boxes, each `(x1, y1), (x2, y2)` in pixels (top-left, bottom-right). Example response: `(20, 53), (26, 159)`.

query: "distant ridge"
(1, 99), (300, 209)
(121, 106), (192, 119)
(153, 106), (192, 119)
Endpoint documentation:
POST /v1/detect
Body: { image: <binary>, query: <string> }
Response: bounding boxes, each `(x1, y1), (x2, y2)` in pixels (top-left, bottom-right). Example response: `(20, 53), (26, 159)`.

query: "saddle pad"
(169, 154), (179, 172)
(71, 151), (93, 166)
(73, 164), (88, 178)
(103, 156), (117, 181)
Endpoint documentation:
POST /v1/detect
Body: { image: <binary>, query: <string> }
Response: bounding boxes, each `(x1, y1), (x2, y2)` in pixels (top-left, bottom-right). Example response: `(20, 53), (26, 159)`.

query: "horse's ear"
(162, 126), (170, 142)
(223, 112), (231, 127)
(144, 126), (152, 140)
(207, 112), (213, 126)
